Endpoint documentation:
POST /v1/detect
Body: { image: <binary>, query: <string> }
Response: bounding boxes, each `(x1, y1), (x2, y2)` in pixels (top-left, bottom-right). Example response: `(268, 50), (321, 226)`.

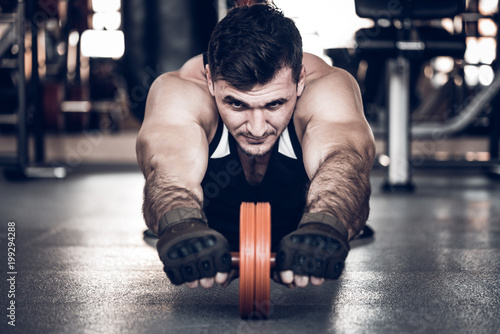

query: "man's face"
(207, 66), (305, 157)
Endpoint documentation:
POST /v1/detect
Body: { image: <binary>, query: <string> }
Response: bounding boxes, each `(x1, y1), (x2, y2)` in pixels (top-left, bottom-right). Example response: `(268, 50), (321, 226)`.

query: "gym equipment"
(0, 1), (26, 168)
(232, 202), (275, 319)
(353, 0), (467, 191)
(0, 0), (67, 179)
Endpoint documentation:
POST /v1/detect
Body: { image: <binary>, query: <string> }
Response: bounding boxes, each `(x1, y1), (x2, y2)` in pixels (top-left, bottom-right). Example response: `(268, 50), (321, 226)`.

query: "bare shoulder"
(293, 53), (368, 144)
(151, 54), (208, 92)
(144, 55), (217, 137)
(303, 52), (358, 88)
(177, 54), (210, 85)
(298, 53), (363, 121)
(296, 53), (375, 167)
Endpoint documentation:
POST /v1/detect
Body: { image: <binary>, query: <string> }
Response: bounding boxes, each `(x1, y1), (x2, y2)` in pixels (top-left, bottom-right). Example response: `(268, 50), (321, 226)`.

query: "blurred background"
(0, 0), (499, 183)
(2, 3), (499, 332)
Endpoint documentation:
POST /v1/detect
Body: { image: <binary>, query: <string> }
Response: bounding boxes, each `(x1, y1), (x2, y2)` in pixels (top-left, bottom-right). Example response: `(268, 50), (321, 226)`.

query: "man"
(136, 4), (375, 289)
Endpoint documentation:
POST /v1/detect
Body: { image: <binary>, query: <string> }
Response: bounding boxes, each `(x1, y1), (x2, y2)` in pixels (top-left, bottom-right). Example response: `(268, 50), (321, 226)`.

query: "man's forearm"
(305, 146), (373, 240)
(143, 171), (203, 235)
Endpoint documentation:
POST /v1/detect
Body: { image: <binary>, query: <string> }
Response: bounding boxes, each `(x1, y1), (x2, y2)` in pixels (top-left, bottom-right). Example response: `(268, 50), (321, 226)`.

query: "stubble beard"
(237, 143), (273, 158)
(235, 133), (276, 158)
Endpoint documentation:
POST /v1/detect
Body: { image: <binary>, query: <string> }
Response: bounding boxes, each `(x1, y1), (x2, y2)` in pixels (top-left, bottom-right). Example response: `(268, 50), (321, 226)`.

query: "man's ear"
(297, 65), (306, 97)
(206, 64), (215, 97)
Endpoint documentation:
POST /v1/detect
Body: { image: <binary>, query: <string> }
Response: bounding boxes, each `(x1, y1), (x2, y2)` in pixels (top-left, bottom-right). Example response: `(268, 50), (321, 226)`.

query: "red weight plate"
(255, 202), (271, 319)
(239, 202), (256, 319)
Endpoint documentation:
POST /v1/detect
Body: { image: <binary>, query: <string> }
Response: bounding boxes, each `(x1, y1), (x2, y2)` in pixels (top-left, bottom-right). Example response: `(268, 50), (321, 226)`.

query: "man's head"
(206, 4), (305, 158)
(207, 4), (303, 90)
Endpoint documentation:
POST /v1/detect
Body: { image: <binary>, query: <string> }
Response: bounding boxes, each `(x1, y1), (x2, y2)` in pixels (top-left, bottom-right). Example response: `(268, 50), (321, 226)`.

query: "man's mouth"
(243, 135), (268, 144)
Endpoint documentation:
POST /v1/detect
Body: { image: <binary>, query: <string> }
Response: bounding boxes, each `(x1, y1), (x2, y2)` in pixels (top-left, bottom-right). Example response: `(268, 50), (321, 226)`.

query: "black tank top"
(201, 53), (309, 251)
(201, 116), (310, 252)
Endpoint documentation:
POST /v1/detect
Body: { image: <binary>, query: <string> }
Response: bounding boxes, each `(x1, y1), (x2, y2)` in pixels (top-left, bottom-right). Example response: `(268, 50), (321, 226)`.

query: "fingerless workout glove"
(276, 212), (350, 280)
(156, 208), (231, 285)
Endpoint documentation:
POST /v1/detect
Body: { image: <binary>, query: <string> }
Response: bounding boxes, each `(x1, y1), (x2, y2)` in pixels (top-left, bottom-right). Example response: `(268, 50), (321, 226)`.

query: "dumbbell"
(231, 202), (275, 319)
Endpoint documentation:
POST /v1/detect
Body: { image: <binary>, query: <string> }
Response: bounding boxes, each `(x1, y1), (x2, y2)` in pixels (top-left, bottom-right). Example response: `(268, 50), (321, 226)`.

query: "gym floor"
(1, 158), (499, 333)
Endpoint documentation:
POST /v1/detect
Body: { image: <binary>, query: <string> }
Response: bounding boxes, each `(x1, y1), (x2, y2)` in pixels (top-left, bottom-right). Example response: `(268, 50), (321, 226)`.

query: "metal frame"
(0, 0), (26, 167)
(383, 56), (415, 191)
(352, 0), (500, 189)
(0, 0), (66, 179)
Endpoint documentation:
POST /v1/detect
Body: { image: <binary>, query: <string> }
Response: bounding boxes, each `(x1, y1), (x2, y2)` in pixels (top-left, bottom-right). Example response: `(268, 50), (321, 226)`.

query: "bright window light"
(441, 18), (454, 34)
(92, 12), (121, 30)
(68, 30), (79, 46)
(81, 30), (124, 58)
(465, 37), (480, 64)
(478, 37), (497, 64)
(432, 72), (449, 87)
(479, 65), (495, 85)
(92, 0), (120, 13)
(432, 57), (454, 73)
(478, 18), (497, 36)
(479, 0), (498, 15)
(464, 65), (480, 86)
(273, 0), (372, 53)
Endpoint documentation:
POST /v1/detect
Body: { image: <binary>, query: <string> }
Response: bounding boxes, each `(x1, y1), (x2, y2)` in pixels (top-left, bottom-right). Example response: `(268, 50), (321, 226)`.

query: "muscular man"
(136, 4), (375, 289)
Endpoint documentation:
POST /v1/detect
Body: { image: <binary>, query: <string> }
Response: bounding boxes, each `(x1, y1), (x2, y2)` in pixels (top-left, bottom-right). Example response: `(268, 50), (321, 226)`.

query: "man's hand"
(156, 208), (232, 288)
(274, 213), (349, 288)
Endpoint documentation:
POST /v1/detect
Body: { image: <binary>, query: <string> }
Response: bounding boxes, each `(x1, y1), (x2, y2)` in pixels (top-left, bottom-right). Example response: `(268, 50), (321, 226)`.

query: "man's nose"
(247, 109), (267, 137)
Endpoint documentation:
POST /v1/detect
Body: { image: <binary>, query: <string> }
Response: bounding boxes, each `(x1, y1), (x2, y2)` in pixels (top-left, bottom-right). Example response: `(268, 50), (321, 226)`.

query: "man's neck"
(236, 146), (272, 185)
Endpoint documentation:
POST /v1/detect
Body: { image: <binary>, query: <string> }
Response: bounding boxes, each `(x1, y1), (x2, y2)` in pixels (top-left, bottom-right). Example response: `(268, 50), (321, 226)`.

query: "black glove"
(276, 212), (350, 280)
(156, 208), (231, 285)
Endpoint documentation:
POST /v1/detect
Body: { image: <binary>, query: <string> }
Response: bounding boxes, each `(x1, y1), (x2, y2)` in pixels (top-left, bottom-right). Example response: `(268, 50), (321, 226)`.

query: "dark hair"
(207, 4), (303, 91)
(233, 0), (269, 6)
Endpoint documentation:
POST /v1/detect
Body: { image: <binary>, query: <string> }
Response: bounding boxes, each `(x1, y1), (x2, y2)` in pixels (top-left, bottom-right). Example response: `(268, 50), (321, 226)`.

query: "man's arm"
(137, 56), (233, 289)
(296, 53), (376, 240)
(275, 54), (375, 288)
(136, 56), (217, 235)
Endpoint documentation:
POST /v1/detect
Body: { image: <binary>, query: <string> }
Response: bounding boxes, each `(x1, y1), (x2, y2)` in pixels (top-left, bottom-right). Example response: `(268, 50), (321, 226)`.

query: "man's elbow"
(136, 132), (157, 177)
(348, 133), (376, 175)
(135, 134), (147, 176)
(365, 136), (376, 164)
(358, 135), (376, 174)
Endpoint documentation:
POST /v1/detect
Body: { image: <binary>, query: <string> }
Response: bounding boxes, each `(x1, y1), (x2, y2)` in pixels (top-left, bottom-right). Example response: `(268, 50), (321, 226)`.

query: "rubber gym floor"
(0, 165), (499, 333)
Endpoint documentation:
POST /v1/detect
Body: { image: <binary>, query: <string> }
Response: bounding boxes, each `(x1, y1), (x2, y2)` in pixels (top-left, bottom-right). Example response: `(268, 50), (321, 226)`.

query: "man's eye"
(268, 102), (282, 110)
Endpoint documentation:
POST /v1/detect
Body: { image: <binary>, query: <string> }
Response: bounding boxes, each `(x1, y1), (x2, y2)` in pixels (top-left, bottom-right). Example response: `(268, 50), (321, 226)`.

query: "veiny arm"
(296, 53), (376, 240)
(136, 56), (218, 235)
